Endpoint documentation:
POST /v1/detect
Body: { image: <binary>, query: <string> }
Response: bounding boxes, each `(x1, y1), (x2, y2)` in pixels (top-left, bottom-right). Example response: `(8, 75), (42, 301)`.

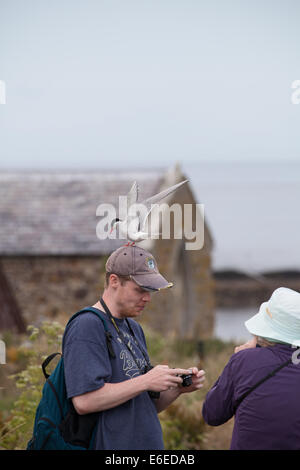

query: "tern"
(110, 179), (188, 243)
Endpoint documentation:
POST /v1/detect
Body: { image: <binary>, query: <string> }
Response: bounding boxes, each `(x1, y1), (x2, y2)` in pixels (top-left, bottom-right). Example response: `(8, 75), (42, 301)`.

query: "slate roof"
(0, 169), (171, 255)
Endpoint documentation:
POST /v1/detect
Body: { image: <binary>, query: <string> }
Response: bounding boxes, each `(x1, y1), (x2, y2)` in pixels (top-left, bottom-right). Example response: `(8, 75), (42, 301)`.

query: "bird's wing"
(127, 181), (139, 210)
(140, 205), (156, 232)
(142, 179), (188, 207)
(140, 179), (188, 231)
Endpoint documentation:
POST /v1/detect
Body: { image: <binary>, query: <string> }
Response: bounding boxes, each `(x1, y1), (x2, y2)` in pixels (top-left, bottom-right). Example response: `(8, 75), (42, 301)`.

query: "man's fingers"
(190, 368), (205, 378)
(194, 382), (205, 389)
(170, 375), (186, 384)
(171, 368), (193, 376)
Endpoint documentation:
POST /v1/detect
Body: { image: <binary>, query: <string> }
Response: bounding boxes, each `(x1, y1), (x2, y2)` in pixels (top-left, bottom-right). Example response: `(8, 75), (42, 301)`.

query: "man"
(63, 244), (205, 450)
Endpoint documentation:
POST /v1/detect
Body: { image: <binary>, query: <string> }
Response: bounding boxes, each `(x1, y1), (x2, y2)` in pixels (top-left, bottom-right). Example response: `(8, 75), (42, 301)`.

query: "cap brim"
(131, 273), (173, 292)
(245, 302), (300, 346)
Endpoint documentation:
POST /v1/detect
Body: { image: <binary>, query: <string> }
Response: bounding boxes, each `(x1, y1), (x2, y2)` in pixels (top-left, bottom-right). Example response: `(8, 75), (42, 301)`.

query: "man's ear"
(108, 274), (119, 288)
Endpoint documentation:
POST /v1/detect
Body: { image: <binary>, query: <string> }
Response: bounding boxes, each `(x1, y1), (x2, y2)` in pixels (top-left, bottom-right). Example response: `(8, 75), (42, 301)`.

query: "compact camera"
(180, 373), (193, 387)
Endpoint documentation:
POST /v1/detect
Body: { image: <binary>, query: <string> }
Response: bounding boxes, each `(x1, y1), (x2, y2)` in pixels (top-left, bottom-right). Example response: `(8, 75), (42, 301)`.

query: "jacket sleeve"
(202, 356), (236, 426)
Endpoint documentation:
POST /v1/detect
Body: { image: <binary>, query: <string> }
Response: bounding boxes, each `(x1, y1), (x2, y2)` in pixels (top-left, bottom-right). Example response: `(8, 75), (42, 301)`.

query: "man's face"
(114, 279), (151, 318)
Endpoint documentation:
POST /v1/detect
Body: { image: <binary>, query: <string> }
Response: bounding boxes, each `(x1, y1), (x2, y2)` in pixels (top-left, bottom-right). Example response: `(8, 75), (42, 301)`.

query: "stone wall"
(1, 256), (107, 327)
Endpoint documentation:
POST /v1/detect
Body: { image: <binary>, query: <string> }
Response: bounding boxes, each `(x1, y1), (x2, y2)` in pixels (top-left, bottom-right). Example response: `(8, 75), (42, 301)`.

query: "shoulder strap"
(234, 358), (292, 412)
(42, 352), (62, 379)
(64, 307), (115, 359)
(67, 307), (109, 330)
(68, 307), (116, 359)
(42, 308), (116, 381)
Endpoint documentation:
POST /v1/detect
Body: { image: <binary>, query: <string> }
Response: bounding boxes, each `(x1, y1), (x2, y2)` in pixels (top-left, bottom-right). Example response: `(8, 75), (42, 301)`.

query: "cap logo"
(146, 257), (155, 270)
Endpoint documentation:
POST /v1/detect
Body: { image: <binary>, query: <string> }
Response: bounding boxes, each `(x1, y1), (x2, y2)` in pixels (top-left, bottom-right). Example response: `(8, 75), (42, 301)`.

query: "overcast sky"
(0, 0), (299, 170)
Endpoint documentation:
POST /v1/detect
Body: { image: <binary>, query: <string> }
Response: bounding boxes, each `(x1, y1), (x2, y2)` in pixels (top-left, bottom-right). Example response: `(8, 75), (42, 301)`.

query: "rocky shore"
(214, 270), (300, 308)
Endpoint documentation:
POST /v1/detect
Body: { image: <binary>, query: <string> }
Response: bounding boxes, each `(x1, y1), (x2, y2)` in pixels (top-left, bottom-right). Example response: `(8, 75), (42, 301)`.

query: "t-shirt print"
(116, 329), (148, 379)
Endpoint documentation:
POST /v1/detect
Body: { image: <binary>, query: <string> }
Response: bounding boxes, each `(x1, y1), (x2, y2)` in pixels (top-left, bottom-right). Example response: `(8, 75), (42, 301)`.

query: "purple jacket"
(202, 343), (300, 450)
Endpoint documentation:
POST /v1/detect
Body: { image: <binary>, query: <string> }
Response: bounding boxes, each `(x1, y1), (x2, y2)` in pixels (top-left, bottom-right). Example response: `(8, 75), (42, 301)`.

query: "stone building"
(0, 165), (214, 340)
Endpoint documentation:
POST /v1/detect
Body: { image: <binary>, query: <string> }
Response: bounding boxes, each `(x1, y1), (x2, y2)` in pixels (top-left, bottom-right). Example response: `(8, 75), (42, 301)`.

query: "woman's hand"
(234, 337), (257, 353)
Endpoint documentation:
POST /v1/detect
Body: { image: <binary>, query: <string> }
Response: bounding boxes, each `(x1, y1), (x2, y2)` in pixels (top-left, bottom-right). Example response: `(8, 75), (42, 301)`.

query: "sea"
(183, 159), (300, 273)
(182, 159), (300, 342)
(214, 307), (254, 343)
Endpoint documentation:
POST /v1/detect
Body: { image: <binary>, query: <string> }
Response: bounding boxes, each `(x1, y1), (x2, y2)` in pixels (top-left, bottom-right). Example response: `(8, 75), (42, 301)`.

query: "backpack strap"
(42, 352), (62, 379)
(233, 357), (292, 412)
(42, 307), (116, 380)
(66, 307), (116, 359)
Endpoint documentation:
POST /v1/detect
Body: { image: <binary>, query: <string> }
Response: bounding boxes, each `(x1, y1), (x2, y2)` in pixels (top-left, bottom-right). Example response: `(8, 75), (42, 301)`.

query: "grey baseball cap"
(105, 245), (173, 291)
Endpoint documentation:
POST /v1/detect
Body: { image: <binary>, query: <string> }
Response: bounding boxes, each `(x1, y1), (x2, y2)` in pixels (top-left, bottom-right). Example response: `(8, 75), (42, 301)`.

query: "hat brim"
(245, 302), (300, 346)
(131, 273), (173, 292)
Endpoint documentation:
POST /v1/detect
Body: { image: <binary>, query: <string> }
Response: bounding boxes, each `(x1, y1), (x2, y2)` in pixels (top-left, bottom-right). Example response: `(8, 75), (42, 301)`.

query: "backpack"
(27, 307), (115, 450)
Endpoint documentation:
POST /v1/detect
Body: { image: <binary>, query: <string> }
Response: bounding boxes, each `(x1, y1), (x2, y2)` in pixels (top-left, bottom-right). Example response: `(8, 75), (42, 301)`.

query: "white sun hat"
(245, 287), (300, 347)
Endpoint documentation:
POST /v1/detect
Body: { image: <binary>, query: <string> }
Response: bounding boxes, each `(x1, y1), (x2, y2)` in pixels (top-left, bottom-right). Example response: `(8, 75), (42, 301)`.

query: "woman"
(202, 287), (300, 450)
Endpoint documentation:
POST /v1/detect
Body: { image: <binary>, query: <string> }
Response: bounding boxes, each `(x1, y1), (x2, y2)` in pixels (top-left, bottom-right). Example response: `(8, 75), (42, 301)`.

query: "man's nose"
(142, 292), (151, 302)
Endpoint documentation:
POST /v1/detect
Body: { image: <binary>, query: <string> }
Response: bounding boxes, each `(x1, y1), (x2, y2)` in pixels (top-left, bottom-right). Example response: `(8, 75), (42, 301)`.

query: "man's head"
(103, 245), (173, 318)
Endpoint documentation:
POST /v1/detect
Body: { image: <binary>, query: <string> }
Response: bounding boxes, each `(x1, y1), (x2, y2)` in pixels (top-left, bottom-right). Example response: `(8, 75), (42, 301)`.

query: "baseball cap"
(105, 245), (173, 291)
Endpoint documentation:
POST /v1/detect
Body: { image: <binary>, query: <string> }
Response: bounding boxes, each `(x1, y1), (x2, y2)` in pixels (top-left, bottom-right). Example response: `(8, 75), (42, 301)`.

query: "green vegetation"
(0, 322), (64, 450)
(0, 321), (236, 450)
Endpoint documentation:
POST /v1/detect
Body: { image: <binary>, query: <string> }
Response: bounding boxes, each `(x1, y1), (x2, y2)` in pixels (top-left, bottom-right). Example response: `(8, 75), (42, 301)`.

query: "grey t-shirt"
(62, 309), (164, 450)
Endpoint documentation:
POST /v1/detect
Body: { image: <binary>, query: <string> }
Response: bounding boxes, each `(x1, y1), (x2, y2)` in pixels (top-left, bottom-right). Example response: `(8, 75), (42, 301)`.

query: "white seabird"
(110, 179), (188, 243)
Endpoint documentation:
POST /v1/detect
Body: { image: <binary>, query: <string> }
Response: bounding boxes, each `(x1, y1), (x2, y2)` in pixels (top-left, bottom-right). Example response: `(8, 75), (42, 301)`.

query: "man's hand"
(143, 365), (196, 392)
(152, 366), (206, 413)
(179, 367), (206, 394)
(234, 337), (257, 353)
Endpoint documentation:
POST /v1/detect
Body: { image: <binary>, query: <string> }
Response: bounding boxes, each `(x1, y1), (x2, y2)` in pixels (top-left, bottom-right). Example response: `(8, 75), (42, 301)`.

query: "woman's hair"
(255, 336), (278, 347)
(104, 272), (132, 289)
